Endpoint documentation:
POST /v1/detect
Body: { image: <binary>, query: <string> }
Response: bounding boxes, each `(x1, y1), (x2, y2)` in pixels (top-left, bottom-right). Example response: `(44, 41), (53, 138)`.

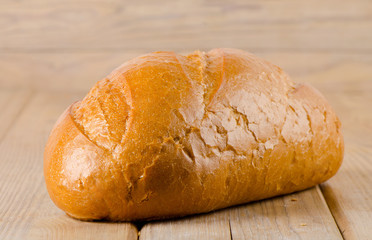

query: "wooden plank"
(140, 209), (231, 240)
(0, 89), (32, 141)
(229, 187), (342, 240)
(1, 52), (372, 93)
(0, 91), (138, 240)
(140, 187), (342, 240)
(320, 90), (372, 240)
(0, 0), (371, 51)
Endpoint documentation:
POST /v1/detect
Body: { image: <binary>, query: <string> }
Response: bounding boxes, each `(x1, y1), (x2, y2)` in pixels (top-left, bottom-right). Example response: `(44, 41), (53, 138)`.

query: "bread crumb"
(291, 198), (297, 201)
(300, 223), (307, 226)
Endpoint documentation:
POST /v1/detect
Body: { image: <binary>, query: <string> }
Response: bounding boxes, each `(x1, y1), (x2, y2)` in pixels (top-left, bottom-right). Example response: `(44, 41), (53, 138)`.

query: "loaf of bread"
(44, 48), (343, 221)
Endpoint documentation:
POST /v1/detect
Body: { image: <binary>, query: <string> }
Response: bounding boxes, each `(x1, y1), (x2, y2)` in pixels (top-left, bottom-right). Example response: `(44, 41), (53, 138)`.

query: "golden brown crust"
(44, 48), (344, 221)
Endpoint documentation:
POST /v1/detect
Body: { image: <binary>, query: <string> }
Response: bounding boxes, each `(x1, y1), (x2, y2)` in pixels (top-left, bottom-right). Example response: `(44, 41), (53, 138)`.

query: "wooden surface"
(0, 0), (371, 239)
(140, 187), (342, 240)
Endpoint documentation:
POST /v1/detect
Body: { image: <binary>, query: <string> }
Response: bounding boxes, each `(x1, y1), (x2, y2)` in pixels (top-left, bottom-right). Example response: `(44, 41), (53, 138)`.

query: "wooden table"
(1, 0), (372, 239)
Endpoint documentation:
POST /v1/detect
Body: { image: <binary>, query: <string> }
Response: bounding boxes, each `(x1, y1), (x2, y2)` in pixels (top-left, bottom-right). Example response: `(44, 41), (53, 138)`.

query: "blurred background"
(0, 0), (371, 94)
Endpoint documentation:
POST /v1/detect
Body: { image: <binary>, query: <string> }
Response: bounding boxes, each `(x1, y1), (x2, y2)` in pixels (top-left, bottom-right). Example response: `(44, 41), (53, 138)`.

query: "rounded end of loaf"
(44, 105), (120, 220)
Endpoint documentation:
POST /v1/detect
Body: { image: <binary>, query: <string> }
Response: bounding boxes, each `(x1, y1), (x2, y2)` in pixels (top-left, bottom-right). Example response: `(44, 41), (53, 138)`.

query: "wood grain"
(229, 187), (342, 240)
(0, 89), (32, 141)
(140, 209), (231, 240)
(0, 0), (371, 51)
(0, 92), (138, 240)
(140, 187), (342, 240)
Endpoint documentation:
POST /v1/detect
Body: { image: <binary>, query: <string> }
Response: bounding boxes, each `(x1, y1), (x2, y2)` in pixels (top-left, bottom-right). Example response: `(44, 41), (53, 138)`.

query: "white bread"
(44, 48), (344, 221)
